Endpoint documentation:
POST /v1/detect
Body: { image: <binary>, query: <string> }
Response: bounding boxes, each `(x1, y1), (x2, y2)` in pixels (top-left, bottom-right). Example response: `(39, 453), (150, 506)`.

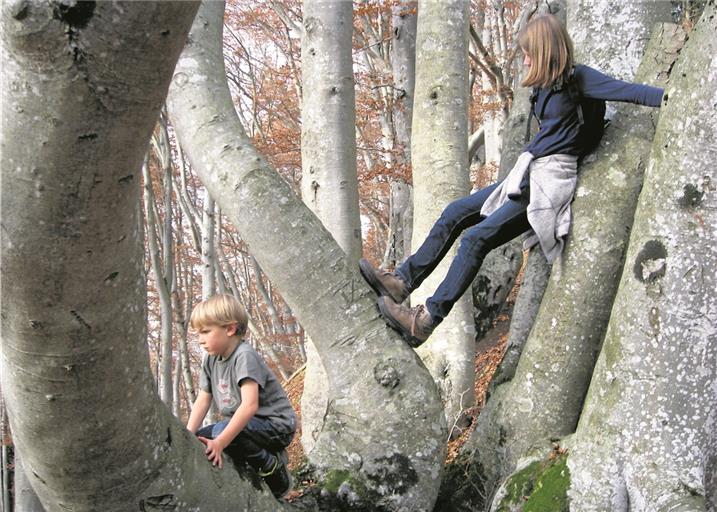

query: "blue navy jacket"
(525, 64), (664, 158)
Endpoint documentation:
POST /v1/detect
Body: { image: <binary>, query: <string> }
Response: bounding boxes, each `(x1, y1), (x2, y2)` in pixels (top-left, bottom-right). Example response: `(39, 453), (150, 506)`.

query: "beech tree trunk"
(200, 190), (216, 300)
(167, 2), (447, 510)
(300, 0), (361, 261)
(410, 0), (475, 436)
(298, 0), (361, 457)
(384, 0), (418, 269)
(14, 457), (44, 512)
(568, 5), (717, 509)
(1, 2), (294, 510)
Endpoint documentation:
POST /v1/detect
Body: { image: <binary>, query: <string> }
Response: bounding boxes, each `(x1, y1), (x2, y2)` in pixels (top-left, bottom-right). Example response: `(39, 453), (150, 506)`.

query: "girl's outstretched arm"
(576, 64), (664, 106)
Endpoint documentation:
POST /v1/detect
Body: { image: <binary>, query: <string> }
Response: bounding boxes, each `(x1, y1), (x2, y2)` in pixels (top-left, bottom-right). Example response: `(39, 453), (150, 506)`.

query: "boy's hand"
(198, 436), (227, 469)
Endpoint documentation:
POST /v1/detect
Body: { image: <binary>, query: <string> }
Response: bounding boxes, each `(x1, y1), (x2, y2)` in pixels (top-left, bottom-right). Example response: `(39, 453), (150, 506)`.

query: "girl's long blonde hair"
(518, 14), (574, 88)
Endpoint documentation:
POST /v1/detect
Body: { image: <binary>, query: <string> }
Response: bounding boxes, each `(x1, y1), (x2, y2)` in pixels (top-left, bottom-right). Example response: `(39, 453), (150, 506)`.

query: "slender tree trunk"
(14, 457), (44, 512)
(1, 3), (290, 509)
(142, 160), (174, 408)
(201, 190), (216, 299)
(173, 262), (196, 406)
(473, 22), (683, 491)
(410, 0), (474, 435)
(480, 7), (502, 172)
(569, 6), (717, 509)
(1, 449), (10, 512)
(384, 0), (417, 268)
(167, 2), (446, 509)
(298, 0), (362, 458)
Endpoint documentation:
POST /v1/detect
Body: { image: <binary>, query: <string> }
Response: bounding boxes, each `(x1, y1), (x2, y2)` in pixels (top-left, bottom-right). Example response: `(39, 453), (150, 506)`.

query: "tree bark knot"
(374, 361), (400, 388)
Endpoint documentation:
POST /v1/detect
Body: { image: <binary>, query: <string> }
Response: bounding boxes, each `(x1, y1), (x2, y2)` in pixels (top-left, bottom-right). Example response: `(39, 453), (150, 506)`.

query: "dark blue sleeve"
(576, 64), (664, 107)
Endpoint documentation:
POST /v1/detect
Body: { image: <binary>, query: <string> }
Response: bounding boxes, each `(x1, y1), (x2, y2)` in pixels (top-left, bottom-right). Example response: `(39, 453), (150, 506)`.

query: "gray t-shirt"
(199, 341), (296, 433)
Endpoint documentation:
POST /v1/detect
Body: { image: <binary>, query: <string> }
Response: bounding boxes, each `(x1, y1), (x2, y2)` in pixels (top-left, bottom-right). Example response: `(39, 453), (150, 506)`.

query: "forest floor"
(282, 281), (519, 498)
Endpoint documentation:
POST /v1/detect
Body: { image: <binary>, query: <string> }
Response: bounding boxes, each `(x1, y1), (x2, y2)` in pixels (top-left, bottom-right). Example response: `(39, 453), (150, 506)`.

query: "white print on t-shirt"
(217, 378), (237, 411)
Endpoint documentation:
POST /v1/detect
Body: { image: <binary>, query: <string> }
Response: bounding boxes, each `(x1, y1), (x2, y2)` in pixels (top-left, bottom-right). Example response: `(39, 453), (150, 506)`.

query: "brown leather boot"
(359, 258), (409, 303)
(377, 296), (436, 347)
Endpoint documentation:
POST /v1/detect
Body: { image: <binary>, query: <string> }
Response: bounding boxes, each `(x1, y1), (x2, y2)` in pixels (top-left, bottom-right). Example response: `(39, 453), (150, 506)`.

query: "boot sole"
(359, 259), (405, 303)
(377, 296), (423, 348)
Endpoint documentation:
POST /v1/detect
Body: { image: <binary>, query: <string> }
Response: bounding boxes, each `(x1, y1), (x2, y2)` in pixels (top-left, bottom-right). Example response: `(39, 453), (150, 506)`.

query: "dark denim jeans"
(396, 180), (530, 323)
(196, 417), (294, 472)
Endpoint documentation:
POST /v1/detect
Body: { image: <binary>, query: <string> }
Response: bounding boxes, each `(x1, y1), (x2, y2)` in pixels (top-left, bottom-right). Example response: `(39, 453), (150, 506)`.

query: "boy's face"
(197, 323), (238, 358)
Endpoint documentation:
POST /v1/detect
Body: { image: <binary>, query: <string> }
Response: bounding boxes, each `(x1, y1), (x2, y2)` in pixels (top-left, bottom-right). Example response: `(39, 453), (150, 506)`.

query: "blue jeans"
(396, 180), (530, 322)
(196, 417), (294, 472)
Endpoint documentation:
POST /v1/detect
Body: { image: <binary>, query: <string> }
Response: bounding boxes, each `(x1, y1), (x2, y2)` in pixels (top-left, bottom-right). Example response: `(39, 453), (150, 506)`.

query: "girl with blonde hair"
(360, 14), (664, 347)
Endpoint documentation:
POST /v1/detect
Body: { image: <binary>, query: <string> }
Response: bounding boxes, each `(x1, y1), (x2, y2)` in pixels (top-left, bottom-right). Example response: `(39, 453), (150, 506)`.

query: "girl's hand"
(198, 436), (226, 468)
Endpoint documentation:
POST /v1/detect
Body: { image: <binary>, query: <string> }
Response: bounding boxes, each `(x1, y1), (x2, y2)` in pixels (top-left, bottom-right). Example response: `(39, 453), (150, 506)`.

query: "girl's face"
(522, 49), (532, 67)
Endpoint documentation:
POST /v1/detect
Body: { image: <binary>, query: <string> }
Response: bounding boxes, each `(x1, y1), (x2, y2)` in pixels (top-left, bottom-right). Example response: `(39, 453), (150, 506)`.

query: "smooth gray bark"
(569, 7), (717, 510)
(14, 457), (44, 512)
(167, 2), (446, 509)
(200, 190), (216, 300)
(411, 0), (475, 436)
(1, 2), (290, 510)
(300, 0), (361, 262)
(142, 155), (174, 409)
(298, 0), (360, 458)
(1, 443), (10, 512)
(384, 0), (417, 268)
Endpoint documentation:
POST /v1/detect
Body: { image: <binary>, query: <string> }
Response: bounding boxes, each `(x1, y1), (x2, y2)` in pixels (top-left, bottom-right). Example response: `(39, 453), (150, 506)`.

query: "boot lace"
(410, 305), (427, 337)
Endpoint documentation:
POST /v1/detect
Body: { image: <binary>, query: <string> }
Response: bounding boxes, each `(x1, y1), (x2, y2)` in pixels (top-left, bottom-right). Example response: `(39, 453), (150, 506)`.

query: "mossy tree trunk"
(568, 4), (717, 509)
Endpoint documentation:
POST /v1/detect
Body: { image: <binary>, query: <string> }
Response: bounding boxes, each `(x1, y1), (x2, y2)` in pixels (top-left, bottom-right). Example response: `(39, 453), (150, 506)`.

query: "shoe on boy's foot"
(260, 452), (292, 499)
(378, 296), (435, 348)
(359, 258), (409, 303)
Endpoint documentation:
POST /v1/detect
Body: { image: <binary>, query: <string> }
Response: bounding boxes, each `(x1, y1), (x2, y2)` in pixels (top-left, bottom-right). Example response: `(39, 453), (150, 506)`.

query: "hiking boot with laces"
(260, 450), (292, 499)
(378, 296), (436, 347)
(359, 258), (409, 303)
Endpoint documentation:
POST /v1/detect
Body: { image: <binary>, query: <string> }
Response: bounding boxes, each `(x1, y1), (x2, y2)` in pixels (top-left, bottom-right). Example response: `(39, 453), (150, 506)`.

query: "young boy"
(186, 294), (297, 499)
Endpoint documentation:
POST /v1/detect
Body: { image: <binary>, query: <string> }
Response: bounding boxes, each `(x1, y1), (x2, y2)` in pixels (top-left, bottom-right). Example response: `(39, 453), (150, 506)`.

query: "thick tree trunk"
(569, 6), (717, 509)
(1, 2), (293, 510)
(298, 0), (361, 459)
(167, 2), (446, 509)
(410, 0), (475, 436)
(300, 0), (361, 262)
(472, 22), (683, 492)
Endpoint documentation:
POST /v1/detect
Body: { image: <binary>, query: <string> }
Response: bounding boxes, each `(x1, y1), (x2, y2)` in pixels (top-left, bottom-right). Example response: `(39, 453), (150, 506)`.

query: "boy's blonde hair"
(190, 294), (248, 337)
(518, 14), (574, 89)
